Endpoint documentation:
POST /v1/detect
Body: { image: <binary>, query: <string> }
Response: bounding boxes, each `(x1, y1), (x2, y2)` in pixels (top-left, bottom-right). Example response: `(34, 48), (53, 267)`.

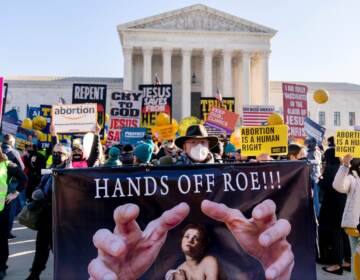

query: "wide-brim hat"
(175, 124), (219, 149)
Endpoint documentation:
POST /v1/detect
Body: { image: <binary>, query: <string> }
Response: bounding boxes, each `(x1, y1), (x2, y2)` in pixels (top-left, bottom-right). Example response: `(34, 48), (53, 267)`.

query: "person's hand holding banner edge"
(88, 202), (190, 280)
(201, 199), (294, 280)
(89, 199), (293, 280)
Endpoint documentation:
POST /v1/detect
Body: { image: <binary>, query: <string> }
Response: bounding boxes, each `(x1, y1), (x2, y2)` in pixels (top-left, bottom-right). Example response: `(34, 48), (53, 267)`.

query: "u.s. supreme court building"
(4, 4), (360, 136)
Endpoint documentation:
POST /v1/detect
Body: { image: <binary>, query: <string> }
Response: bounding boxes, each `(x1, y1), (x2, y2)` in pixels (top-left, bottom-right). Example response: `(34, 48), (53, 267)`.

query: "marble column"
(123, 47), (133, 90)
(202, 48), (213, 97)
(182, 48), (192, 118)
(142, 47), (153, 84)
(259, 51), (270, 105)
(242, 51), (251, 105)
(162, 48), (172, 84)
(222, 49), (232, 97)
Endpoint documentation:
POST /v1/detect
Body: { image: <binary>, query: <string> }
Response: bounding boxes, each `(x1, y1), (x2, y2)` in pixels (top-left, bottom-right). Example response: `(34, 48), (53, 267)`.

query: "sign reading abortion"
(282, 83), (308, 140)
(240, 125), (288, 156)
(53, 161), (315, 280)
(139, 84), (172, 128)
(72, 84), (107, 136)
(200, 98), (235, 121)
(107, 91), (143, 145)
(52, 103), (97, 133)
(335, 130), (360, 157)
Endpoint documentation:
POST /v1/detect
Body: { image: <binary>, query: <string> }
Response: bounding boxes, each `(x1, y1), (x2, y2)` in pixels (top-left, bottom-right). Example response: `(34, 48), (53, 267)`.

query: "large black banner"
(53, 161), (316, 280)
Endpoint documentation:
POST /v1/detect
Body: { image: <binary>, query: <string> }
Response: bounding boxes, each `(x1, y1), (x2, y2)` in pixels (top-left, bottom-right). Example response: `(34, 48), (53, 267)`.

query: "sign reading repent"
(52, 103), (97, 133)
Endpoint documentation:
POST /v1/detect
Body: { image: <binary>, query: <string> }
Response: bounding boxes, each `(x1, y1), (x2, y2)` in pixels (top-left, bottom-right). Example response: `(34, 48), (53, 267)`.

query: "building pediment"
(118, 4), (276, 35)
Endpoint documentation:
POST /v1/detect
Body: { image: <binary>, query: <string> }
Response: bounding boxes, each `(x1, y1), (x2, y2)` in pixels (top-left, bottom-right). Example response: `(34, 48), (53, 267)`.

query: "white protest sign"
(52, 103), (97, 133)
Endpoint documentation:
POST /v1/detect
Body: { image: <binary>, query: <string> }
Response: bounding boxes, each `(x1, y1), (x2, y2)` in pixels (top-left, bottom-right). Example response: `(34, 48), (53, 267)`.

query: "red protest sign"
(282, 83), (308, 139)
(205, 107), (239, 133)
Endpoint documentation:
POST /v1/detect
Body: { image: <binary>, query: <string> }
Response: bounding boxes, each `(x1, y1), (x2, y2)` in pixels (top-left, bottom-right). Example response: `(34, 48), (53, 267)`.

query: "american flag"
(215, 87), (223, 102)
(242, 105), (275, 126)
(154, 73), (161, 85)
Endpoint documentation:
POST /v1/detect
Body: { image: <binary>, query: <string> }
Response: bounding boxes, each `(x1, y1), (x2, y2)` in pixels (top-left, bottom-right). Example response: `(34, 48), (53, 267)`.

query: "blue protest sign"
(304, 117), (326, 144)
(120, 127), (147, 145)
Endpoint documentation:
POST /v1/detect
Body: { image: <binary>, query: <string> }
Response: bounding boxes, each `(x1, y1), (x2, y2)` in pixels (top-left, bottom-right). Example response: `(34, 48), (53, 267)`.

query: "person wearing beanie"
(103, 147), (122, 167)
(134, 143), (153, 165)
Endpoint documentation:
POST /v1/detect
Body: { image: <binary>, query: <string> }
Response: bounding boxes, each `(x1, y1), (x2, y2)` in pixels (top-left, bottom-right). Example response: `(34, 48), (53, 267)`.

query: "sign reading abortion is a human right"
(335, 130), (360, 157)
(240, 125), (288, 156)
(52, 103), (97, 133)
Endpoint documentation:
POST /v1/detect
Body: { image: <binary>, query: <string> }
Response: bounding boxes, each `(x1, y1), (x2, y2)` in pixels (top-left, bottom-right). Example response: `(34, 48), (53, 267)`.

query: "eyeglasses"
(52, 151), (65, 157)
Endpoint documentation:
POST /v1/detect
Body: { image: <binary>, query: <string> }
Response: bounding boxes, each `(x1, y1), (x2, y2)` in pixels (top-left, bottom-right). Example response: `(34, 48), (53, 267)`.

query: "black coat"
(318, 161), (347, 229)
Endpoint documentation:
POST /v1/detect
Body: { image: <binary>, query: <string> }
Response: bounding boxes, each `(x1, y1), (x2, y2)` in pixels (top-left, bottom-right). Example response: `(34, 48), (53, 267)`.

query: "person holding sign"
(88, 199), (293, 280)
(332, 154), (360, 277)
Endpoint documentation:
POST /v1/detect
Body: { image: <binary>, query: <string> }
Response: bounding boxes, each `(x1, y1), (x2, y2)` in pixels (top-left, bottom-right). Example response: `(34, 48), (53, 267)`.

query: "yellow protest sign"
(335, 130), (360, 157)
(152, 123), (178, 141)
(240, 125), (288, 156)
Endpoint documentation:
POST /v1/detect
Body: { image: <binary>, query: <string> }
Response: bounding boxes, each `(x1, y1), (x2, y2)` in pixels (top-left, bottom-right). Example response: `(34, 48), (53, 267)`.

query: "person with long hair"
(0, 146), (28, 280)
(165, 224), (225, 280)
(333, 154), (360, 277)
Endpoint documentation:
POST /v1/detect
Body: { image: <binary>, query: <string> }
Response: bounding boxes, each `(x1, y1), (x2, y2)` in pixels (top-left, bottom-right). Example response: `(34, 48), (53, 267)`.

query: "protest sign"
(204, 124), (227, 137)
(240, 125), (288, 156)
(72, 84), (107, 137)
(242, 105), (274, 126)
(335, 130), (360, 157)
(282, 83), (308, 140)
(139, 84), (172, 128)
(54, 162), (315, 280)
(27, 106), (41, 119)
(304, 117), (326, 144)
(1, 110), (20, 135)
(120, 127), (147, 145)
(15, 127), (38, 151)
(205, 107), (239, 134)
(152, 124), (178, 141)
(52, 103), (97, 133)
(107, 91), (143, 145)
(36, 105), (72, 149)
(200, 97), (235, 121)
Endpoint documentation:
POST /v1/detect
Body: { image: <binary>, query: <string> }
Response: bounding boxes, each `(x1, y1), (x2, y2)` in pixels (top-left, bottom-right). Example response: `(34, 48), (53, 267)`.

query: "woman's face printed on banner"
(181, 228), (201, 257)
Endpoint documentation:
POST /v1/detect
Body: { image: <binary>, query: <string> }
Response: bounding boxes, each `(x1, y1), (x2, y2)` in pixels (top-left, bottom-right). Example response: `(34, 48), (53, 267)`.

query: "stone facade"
(118, 4), (276, 120)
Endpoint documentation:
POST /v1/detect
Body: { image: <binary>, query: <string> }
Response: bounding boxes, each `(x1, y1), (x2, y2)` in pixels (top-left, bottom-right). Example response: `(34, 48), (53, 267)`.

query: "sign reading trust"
(52, 103), (97, 133)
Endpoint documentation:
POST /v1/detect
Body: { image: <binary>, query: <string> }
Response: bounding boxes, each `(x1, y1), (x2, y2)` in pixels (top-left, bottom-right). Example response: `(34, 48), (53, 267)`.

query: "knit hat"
(109, 147), (120, 160)
(134, 143), (153, 163)
(224, 143), (236, 154)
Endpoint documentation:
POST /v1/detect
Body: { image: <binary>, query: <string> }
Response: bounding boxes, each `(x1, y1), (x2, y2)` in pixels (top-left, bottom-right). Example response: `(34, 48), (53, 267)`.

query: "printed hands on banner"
(88, 199), (293, 280)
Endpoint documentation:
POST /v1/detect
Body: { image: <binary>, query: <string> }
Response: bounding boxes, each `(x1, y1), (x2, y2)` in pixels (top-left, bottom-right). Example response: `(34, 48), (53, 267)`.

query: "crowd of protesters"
(0, 122), (359, 280)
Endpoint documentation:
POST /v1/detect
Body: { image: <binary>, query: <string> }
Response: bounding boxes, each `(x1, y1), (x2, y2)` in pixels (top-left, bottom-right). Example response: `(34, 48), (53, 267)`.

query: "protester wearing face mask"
(287, 143), (307, 160)
(25, 144), (69, 280)
(64, 124), (101, 169)
(175, 125), (218, 164)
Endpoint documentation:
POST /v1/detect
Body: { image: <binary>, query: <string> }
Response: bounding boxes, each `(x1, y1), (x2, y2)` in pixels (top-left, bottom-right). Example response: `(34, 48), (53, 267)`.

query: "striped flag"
(154, 73), (161, 85)
(242, 105), (275, 126)
(215, 87), (223, 103)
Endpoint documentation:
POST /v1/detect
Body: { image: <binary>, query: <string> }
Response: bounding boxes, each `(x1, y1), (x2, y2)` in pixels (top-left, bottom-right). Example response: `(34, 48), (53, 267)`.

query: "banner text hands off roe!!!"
(94, 170), (282, 199)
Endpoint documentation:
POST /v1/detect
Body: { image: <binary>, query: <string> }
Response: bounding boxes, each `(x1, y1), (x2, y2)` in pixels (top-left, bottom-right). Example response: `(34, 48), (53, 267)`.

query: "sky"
(1, 0), (360, 84)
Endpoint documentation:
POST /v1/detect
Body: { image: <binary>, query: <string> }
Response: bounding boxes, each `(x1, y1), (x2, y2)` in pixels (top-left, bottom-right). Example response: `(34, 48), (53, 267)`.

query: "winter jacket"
(333, 165), (360, 228)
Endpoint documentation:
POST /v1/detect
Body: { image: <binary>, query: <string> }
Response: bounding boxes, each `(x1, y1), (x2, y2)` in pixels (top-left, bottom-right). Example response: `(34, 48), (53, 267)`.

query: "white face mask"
(189, 144), (209, 162)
